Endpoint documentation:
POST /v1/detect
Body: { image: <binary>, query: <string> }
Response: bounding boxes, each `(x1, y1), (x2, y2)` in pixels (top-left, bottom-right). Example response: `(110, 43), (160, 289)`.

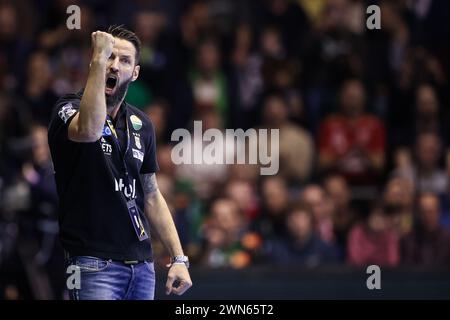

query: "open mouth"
(105, 74), (118, 94)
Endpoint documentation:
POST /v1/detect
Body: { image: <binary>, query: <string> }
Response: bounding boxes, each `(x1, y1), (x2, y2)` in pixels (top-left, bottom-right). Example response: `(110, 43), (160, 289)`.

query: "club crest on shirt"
(58, 103), (77, 123)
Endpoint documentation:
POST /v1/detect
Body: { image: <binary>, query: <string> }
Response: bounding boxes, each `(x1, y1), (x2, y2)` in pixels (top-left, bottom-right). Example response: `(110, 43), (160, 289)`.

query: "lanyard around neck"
(106, 114), (130, 156)
(105, 114), (133, 200)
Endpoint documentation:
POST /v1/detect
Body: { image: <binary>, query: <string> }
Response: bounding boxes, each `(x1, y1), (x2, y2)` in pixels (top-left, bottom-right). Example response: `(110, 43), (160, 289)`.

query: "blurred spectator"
(318, 79), (386, 196)
(39, 1), (94, 51)
(260, 25), (285, 62)
(200, 198), (255, 269)
(179, 1), (214, 54)
(260, 94), (314, 184)
(225, 179), (260, 221)
(171, 180), (204, 256)
(108, 0), (171, 29)
(252, 176), (289, 240)
(23, 52), (58, 125)
(379, 0), (410, 74)
(21, 124), (64, 298)
(175, 111), (229, 200)
(161, 145), (205, 251)
(190, 39), (229, 125)
(0, 2), (32, 91)
(414, 132), (448, 196)
(383, 177), (415, 237)
(22, 125), (58, 220)
(300, 184), (335, 245)
(396, 132), (447, 198)
(260, 26), (301, 96)
(317, 0), (364, 34)
(303, 0), (365, 129)
(401, 192), (450, 266)
(229, 23), (263, 129)
(0, 91), (31, 177)
(392, 146), (414, 175)
(298, 0), (327, 25)
(39, 0), (81, 36)
(135, 9), (166, 88)
(156, 144), (176, 179)
(1, 124), (63, 299)
(323, 174), (357, 257)
(264, 201), (338, 266)
(347, 203), (400, 267)
(127, 9), (170, 107)
(228, 163), (261, 186)
(260, 0), (311, 57)
(39, 2), (94, 96)
(407, 0), (450, 57)
(390, 83), (447, 148)
(414, 84), (443, 138)
(144, 99), (169, 144)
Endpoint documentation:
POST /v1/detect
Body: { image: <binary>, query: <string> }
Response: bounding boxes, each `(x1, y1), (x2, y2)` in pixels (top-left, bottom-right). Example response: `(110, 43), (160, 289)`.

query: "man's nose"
(109, 58), (119, 73)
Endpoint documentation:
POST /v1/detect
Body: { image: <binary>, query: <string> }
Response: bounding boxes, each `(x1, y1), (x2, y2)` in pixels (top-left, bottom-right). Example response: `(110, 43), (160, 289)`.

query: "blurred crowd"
(1, 0), (450, 299)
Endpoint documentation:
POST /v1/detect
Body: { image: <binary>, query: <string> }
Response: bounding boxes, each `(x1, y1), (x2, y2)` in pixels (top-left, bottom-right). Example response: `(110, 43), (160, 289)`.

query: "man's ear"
(132, 65), (140, 82)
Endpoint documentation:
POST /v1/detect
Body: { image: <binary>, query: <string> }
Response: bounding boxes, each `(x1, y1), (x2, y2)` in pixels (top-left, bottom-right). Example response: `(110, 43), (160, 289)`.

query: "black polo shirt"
(48, 91), (159, 261)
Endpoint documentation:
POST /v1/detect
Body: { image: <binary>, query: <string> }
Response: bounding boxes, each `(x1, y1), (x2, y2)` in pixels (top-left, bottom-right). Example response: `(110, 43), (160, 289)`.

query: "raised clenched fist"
(91, 31), (115, 61)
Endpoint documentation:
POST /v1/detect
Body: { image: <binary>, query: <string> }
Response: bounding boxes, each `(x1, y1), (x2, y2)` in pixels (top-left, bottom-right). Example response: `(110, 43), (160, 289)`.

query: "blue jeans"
(66, 256), (156, 300)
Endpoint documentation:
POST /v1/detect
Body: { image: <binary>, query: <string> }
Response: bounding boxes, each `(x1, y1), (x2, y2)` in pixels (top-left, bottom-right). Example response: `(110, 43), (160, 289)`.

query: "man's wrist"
(170, 255), (189, 268)
(90, 56), (108, 67)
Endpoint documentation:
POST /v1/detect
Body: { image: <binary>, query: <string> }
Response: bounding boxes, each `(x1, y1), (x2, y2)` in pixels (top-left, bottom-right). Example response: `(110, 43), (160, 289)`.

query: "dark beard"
(106, 76), (132, 108)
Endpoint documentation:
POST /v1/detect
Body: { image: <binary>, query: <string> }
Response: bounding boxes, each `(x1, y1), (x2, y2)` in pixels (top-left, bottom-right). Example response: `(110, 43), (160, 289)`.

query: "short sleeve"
(48, 95), (80, 144)
(140, 120), (159, 174)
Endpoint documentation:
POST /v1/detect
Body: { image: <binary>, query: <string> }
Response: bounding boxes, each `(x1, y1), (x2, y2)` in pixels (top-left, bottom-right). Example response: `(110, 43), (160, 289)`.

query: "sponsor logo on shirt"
(130, 115), (142, 131)
(58, 103), (77, 123)
(132, 132), (142, 149)
(114, 178), (136, 199)
(101, 137), (112, 155)
(134, 136), (142, 149)
(102, 126), (112, 136)
(132, 148), (144, 162)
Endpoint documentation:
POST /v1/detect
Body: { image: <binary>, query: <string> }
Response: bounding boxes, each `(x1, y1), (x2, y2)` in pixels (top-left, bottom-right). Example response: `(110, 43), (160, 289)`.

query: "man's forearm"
(145, 190), (184, 257)
(78, 58), (107, 140)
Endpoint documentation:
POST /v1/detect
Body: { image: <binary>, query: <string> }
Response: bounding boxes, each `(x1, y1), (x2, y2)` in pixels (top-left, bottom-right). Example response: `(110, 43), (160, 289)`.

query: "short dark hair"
(287, 201), (314, 222)
(107, 25), (141, 64)
(284, 201), (316, 236)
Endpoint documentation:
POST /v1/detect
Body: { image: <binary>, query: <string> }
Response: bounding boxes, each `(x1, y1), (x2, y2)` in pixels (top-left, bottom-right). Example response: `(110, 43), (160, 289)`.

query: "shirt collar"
(109, 101), (128, 127)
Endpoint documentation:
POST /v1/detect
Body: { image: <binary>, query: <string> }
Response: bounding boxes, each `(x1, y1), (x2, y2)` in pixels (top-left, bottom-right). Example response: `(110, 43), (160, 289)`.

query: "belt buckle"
(124, 260), (139, 265)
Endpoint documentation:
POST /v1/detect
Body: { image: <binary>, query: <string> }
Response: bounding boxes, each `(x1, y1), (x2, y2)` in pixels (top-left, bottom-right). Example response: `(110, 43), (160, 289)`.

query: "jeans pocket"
(72, 256), (110, 273)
